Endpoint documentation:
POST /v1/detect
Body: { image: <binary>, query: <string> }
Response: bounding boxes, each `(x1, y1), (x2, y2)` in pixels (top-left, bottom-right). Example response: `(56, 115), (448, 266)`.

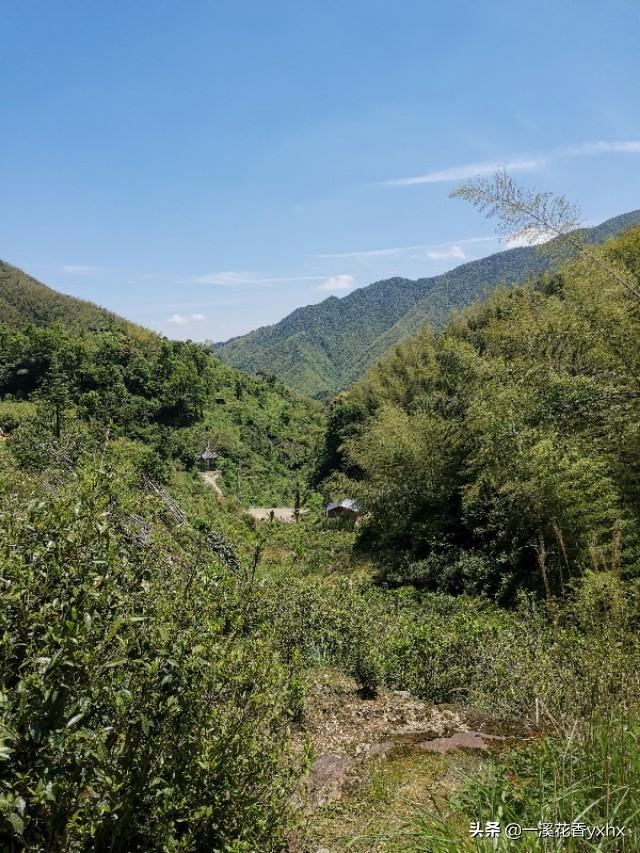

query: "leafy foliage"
(0, 453), (303, 852)
(410, 713), (640, 852)
(0, 261), (150, 338)
(0, 322), (324, 504)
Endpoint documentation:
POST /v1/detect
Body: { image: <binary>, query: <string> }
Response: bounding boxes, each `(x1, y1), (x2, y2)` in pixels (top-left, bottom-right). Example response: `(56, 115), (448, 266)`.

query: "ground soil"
(291, 669), (533, 852)
(246, 506), (310, 522)
(200, 470), (224, 497)
(199, 471), (309, 522)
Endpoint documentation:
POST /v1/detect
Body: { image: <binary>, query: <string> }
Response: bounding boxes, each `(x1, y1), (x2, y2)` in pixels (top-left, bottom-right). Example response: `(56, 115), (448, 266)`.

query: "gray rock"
(306, 753), (355, 808)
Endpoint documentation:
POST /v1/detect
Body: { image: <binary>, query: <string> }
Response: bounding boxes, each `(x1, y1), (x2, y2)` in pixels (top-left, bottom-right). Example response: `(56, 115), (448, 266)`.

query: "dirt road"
(200, 470), (224, 497)
(199, 472), (309, 522)
(245, 507), (309, 523)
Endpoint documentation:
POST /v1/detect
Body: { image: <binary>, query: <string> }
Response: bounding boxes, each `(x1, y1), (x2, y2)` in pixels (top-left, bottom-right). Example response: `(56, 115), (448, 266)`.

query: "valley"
(2, 214), (640, 850)
(3, 1), (640, 848)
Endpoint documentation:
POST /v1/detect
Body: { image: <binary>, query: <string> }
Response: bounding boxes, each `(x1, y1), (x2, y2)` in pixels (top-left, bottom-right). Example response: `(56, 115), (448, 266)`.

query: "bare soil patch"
(200, 470), (224, 497)
(291, 669), (534, 851)
(246, 506), (309, 523)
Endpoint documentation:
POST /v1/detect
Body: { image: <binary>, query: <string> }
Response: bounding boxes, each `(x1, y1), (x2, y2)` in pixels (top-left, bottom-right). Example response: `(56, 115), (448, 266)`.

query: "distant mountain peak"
(215, 209), (640, 399)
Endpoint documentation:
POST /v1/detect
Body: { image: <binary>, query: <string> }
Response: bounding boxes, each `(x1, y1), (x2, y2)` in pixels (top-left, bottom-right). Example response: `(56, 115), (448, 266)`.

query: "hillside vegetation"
(318, 224), (640, 599)
(3, 400), (638, 850)
(216, 209), (640, 398)
(0, 261), (150, 338)
(0, 323), (323, 506)
(1, 218), (640, 850)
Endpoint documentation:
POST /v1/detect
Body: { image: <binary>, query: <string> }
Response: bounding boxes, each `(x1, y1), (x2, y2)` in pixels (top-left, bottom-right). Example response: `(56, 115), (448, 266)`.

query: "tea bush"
(256, 571), (640, 722)
(0, 462), (303, 852)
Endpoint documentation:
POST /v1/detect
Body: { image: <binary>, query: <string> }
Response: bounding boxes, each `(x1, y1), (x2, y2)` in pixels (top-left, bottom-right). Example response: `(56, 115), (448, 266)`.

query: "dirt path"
(246, 507), (309, 523)
(199, 473), (311, 523)
(200, 470), (224, 497)
(297, 669), (522, 809)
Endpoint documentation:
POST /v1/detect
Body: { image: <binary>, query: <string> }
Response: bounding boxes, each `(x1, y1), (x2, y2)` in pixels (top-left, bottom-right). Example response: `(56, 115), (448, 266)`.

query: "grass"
(306, 750), (486, 852)
(405, 713), (640, 851)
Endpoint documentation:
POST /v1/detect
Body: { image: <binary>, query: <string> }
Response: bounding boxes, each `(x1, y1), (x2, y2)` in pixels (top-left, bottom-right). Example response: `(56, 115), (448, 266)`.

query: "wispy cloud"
(426, 245), (466, 260)
(314, 236), (495, 261)
(505, 228), (556, 249)
(314, 244), (429, 260)
(167, 312), (207, 326)
(191, 271), (327, 287)
(61, 264), (103, 275)
(381, 158), (543, 187)
(136, 272), (170, 281)
(316, 274), (355, 292)
(564, 140), (640, 156)
(380, 139), (640, 187)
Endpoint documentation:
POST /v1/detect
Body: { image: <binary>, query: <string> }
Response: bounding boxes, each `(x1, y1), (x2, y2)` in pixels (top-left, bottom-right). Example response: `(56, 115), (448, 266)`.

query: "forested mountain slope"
(215, 209), (640, 397)
(0, 319), (323, 506)
(317, 224), (640, 598)
(215, 276), (434, 399)
(0, 260), (150, 338)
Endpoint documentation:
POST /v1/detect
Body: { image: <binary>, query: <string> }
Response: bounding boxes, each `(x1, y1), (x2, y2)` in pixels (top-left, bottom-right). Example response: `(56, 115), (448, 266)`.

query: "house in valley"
(325, 498), (362, 519)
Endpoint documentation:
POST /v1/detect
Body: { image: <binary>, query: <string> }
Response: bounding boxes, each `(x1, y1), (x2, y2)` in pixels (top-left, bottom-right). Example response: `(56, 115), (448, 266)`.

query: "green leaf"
(7, 812), (24, 835)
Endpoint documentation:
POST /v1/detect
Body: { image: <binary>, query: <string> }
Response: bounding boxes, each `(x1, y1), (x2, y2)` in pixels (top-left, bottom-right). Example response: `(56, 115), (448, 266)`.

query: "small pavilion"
(199, 442), (219, 471)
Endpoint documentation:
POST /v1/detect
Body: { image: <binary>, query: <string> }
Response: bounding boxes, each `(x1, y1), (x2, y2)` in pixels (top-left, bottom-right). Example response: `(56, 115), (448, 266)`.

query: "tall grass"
(407, 713), (640, 851)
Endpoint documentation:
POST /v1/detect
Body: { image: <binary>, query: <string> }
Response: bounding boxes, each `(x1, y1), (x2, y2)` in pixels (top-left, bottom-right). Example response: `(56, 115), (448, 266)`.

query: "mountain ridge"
(0, 260), (152, 339)
(215, 209), (640, 398)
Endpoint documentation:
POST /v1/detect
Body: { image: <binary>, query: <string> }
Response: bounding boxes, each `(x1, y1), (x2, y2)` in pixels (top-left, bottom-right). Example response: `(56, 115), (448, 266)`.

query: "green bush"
(321, 228), (640, 596)
(0, 464), (302, 852)
(7, 407), (93, 472)
(0, 400), (36, 433)
(257, 570), (640, 724)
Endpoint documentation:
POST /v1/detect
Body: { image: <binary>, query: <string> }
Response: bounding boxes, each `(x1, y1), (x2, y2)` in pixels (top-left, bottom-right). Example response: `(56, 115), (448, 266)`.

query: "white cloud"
(61, 264), (103, 275)
(426, 245), (466, 260)
(564, 140), (640, 156)
(136, 272), (168, 281)
(315, 245), (428, 260)
(314, 236), (495, 261)
(167, 312), (207, 326)
(316, 274), (355, 292)
(381, 158), (543, 187)
(191, 271), (326, 286)
(380, 139), (640, 187)
(191, 272), (251, 287)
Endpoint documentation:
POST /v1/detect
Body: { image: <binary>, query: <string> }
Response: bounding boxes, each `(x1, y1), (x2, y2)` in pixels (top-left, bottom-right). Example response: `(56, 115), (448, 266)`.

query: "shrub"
(0, 464), (302, 852)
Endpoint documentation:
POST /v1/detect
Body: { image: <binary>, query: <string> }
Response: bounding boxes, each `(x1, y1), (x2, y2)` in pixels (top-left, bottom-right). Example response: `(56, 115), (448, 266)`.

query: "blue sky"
(2, 0), (640, 340)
